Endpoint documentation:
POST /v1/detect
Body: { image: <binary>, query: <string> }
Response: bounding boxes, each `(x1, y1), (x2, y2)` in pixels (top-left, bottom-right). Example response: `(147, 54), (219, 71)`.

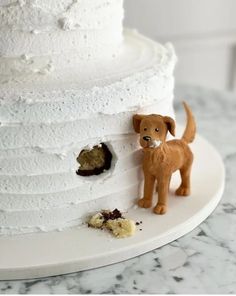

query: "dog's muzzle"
(143, 136), (151, 142)
(149, 140), (162, 148)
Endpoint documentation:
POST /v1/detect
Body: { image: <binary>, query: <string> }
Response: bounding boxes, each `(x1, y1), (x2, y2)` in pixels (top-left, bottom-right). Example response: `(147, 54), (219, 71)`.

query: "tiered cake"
(0, 0), (177, 235)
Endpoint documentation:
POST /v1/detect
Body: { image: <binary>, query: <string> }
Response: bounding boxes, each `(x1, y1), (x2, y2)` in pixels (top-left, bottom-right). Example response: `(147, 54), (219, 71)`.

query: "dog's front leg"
(154, 176), (171, 214)
(138, 173), (155, 208)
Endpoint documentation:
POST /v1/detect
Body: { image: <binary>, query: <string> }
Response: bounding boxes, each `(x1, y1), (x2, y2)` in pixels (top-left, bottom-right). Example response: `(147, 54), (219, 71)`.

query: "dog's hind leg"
(175, 163), (192, 196)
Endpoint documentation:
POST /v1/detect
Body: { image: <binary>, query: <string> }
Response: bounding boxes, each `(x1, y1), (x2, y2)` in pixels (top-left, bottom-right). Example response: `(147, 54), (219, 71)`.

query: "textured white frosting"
(0, 1), (177, 235)
(0, 0), (124, 80)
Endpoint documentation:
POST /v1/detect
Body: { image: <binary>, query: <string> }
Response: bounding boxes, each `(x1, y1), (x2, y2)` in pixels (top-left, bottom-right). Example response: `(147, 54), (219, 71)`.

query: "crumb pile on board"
(88, 209), (136, 238)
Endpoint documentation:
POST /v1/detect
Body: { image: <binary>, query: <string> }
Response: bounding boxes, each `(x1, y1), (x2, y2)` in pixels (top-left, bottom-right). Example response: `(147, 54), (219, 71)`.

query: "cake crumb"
(106, 218), (136, 238)
(88, 209), (136, 238)
(88, 213), (105, 228)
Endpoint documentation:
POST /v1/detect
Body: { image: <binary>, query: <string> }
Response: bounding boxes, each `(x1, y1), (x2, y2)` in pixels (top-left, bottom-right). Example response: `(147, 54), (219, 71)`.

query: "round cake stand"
(0, 128), (225, 280)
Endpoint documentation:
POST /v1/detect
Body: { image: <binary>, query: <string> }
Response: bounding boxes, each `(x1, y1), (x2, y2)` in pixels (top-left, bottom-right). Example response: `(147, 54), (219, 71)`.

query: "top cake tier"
(0, 0), (124, 59)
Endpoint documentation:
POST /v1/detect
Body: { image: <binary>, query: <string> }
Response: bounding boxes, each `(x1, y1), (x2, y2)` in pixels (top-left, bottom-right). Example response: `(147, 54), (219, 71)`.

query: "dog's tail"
(181, 101), (196, 144)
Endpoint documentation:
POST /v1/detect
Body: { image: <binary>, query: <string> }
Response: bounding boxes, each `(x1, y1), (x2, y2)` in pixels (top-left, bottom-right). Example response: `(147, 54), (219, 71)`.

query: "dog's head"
(133, 114), (175, 148)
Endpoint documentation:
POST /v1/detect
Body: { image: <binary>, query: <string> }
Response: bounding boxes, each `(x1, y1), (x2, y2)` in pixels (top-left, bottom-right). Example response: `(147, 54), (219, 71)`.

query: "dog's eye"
(155, 128), (159, 132)
(144, 128), (147, 131)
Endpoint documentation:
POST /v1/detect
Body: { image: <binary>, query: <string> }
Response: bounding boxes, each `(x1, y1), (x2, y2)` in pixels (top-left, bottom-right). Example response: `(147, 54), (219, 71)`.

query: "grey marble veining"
(0, 85), (236, 294)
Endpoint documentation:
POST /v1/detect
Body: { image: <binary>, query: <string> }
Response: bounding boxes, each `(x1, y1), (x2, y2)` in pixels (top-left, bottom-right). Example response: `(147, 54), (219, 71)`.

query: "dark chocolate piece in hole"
(76, 143), (112, 177)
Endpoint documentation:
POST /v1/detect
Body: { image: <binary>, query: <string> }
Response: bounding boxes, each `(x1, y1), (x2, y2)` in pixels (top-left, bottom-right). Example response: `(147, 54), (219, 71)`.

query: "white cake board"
(0, 128), (225, 280)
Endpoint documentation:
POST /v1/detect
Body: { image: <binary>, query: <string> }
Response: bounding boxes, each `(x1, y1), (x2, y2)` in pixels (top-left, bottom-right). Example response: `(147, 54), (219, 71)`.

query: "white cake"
(0, 0), (177, 235)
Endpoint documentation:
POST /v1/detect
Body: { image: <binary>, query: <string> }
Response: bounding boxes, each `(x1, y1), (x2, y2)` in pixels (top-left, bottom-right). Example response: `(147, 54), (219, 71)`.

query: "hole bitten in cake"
(76, 143), (113, 177)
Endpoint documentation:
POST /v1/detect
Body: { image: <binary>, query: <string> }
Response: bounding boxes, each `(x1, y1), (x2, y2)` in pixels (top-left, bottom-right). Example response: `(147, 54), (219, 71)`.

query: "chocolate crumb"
(139, 229), (142, 231)
(102, 209), (123, 222)
(135, 222), (140, 226)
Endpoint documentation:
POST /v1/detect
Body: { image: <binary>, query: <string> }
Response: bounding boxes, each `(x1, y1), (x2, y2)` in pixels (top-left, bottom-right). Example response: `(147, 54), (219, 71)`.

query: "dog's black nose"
(143, 136), (151, 142)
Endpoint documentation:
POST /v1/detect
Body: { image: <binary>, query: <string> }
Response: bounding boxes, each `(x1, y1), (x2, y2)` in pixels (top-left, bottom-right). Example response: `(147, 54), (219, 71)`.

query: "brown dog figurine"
(133, 102), (196, 214)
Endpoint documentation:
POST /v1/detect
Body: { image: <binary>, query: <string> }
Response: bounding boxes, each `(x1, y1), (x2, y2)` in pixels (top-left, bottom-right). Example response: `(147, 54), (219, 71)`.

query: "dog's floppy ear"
(133, 114), (146, 133)
(163, 116), (175, 136)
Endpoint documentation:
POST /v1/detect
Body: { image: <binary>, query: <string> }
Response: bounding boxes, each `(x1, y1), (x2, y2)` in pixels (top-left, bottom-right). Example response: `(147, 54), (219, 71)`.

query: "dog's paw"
(153, 204), (167, 215)
(138, 198), (152, 208)
(175, 186), (190, 196)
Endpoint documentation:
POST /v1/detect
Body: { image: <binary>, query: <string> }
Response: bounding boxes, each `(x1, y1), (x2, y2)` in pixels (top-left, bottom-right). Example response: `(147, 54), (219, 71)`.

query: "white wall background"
(124, 0), (236, 91)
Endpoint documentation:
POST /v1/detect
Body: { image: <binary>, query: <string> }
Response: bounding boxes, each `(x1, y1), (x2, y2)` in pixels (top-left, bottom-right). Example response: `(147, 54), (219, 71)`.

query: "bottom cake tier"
(0, 30), (176, 235)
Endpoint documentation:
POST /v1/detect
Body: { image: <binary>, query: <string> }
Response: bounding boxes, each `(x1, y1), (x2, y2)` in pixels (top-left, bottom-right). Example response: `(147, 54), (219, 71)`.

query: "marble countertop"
(0, 85), (235, 294)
